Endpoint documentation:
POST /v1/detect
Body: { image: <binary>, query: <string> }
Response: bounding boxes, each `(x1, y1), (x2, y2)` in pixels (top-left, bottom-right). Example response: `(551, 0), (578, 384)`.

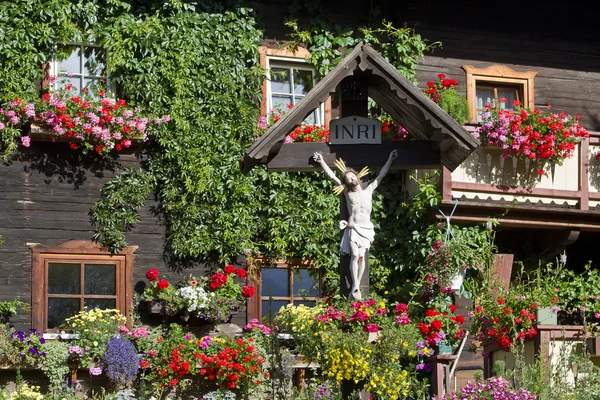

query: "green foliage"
(91, 168), (154, 254)
(437, 88), (471, 124)
(0, 298), (28, 321)
(40, 341), (70, 392)
(286, 18), (440, 82)
(0, 325), (20, 366)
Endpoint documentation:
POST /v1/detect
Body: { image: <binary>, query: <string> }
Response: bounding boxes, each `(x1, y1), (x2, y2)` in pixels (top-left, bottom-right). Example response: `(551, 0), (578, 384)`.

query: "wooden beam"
(266, 141), (441, 172)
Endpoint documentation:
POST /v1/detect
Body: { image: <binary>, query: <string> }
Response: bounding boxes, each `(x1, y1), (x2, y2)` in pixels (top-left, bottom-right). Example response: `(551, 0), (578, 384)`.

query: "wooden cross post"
(338, 76), (372, 400)
(338, 76), (370, 300)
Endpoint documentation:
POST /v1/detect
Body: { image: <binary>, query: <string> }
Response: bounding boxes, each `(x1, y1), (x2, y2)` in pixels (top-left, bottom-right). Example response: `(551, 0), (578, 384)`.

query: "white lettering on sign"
(329, 116), (381, 144)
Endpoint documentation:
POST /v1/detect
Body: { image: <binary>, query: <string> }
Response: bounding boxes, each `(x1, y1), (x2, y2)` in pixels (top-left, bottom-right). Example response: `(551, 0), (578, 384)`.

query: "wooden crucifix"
(242, 43), (477, 300)
(311, 76), (399, 300)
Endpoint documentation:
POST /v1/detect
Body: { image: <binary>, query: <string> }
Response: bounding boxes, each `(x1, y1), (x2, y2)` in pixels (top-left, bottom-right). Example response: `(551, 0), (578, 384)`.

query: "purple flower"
(89, 366), (103, 376)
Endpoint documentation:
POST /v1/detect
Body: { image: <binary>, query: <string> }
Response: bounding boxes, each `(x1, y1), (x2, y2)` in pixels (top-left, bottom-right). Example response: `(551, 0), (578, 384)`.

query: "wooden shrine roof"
(241, 42), (479, 174)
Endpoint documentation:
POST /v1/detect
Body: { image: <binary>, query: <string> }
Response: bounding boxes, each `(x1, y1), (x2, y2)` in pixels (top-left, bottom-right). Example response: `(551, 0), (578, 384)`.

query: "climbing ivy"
(285, 18), (440, 82)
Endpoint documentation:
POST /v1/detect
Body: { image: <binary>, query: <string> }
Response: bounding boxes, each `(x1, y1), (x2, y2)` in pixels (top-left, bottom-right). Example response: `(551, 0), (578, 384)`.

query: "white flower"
(176, 285), (210, 313)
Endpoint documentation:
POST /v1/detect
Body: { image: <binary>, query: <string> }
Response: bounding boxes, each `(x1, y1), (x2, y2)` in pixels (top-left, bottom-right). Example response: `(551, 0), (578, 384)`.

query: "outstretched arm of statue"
(370, 149), (398, 190)
(313, 152), (342, 185)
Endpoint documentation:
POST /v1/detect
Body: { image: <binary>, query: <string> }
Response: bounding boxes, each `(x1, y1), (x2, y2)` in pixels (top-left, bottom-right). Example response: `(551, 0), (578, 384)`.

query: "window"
(29, 240), (136, 331)
(50, 45), (110, 95)
(247, 259), (322, 322)
(258, 44), (330, 126)
(266, 58), (323, 124)
(462, 65), (537, 122)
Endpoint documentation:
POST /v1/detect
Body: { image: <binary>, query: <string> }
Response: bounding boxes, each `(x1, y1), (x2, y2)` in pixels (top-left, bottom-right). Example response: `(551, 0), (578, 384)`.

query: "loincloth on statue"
(339, 220), (375, 255)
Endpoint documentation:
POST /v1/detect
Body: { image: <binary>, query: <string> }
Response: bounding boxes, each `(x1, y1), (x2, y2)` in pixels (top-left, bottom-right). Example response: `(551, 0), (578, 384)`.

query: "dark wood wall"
(260, 0), (600, 130)
(413, 25), (600, 130)
(0, 143), (230, 331)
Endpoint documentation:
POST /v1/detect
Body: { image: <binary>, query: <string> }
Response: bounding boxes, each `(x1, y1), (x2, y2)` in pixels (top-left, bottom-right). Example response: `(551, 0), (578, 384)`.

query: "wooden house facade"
(0, 1), (599, 393)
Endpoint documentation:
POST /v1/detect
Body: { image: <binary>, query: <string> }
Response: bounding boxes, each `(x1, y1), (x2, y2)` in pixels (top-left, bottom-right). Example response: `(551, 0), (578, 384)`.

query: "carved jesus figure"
(313, 150), (398, 299)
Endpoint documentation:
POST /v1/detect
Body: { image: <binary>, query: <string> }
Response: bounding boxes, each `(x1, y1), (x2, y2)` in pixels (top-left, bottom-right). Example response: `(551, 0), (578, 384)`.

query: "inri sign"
(329, 116), (382, 145)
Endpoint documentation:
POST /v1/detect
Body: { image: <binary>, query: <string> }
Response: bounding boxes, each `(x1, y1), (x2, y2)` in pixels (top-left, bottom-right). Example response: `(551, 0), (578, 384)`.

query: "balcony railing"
(413, 126), (600, 229)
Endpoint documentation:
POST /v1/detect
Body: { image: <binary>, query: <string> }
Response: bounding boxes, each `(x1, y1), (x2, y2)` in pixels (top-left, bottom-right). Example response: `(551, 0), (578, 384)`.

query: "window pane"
(48, 263), (80, 294)
(271, 95), (293, 113)
(293, 269), (319, 297)
(295, 300), (317, 308)
(302, 110), (317, 125)
(57, 77), (81, 93)
(84, 264), (116, 295)
(476, 87), (495, 109)
(83, 47), (107, 76)
(48, 298), (80, 329)
(262, 300), (289, 321)
(84, 78), (103, 94)
(496, 87), (518, 111)
(57, 46), (81, 74)
(293, 69), (314, 94)
(270, 68), (292, 93)
(84, 298), (116, 310)
(261, 268), (289, 297)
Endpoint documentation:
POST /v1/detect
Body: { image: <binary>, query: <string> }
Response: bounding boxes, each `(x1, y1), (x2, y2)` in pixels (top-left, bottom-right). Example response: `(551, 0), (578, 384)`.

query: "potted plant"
(416, 303), (466, 355)
(423, 73), (470, 124)
(141, 265), (254, 327)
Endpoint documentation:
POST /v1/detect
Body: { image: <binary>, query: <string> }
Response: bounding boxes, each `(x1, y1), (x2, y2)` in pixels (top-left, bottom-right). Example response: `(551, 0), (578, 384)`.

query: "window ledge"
(43, 333), (79, 340)
(28, 121), (144, 146)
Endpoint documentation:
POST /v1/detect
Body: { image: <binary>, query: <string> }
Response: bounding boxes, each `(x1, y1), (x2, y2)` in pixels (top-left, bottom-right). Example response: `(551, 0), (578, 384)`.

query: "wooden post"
(338, 76), (370, 399)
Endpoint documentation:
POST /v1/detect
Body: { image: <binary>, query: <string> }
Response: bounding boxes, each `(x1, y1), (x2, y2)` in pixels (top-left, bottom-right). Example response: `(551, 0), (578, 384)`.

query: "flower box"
(536, 307), (557, 325)
(435, 340), (454, 355)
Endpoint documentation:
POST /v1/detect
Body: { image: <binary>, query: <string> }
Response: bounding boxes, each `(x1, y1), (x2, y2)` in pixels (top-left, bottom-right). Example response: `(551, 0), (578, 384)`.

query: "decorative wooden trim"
(28, 240), (137, 331)
(462, 65), (537, 121)
(452, 181), (581, 200)
(258, 44), (332, 127)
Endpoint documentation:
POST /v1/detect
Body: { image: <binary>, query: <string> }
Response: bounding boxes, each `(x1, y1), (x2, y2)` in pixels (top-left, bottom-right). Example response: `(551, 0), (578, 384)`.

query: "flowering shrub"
(140, 325), (206, 393)
(470, 294), (538, 351)
(380, 114), (409, 141)
(474, 99), (589, 174)
(434, 376), (538, 400)
(275, 297), (429, 397)
(0, 98), (35, 160)
(285, 124), (330, 143)
(424, 73), (459, 103)
(101, 335), (141, 387)
(423, 73), (470, 124)
(63, 308), (126, 372)
(5, 383), (46, 400)
(9, 328), (46, 366)
(199, 335), (265, 390)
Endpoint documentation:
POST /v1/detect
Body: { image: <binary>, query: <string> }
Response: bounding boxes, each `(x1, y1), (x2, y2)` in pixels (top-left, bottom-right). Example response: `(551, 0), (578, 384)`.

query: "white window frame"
(266, 56), (325, 125)
(50, 44), (113, 95)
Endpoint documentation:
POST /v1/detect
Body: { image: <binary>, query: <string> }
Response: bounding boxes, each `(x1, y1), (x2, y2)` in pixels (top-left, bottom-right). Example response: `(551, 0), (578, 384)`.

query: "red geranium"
(430, 319), (443, 331)
(241, 286), (255, 298)
(157, 280), (169, 290)
(146, 268), (159, 281)
(236, 268), (247, 279)
(224, 265), (236, 275)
